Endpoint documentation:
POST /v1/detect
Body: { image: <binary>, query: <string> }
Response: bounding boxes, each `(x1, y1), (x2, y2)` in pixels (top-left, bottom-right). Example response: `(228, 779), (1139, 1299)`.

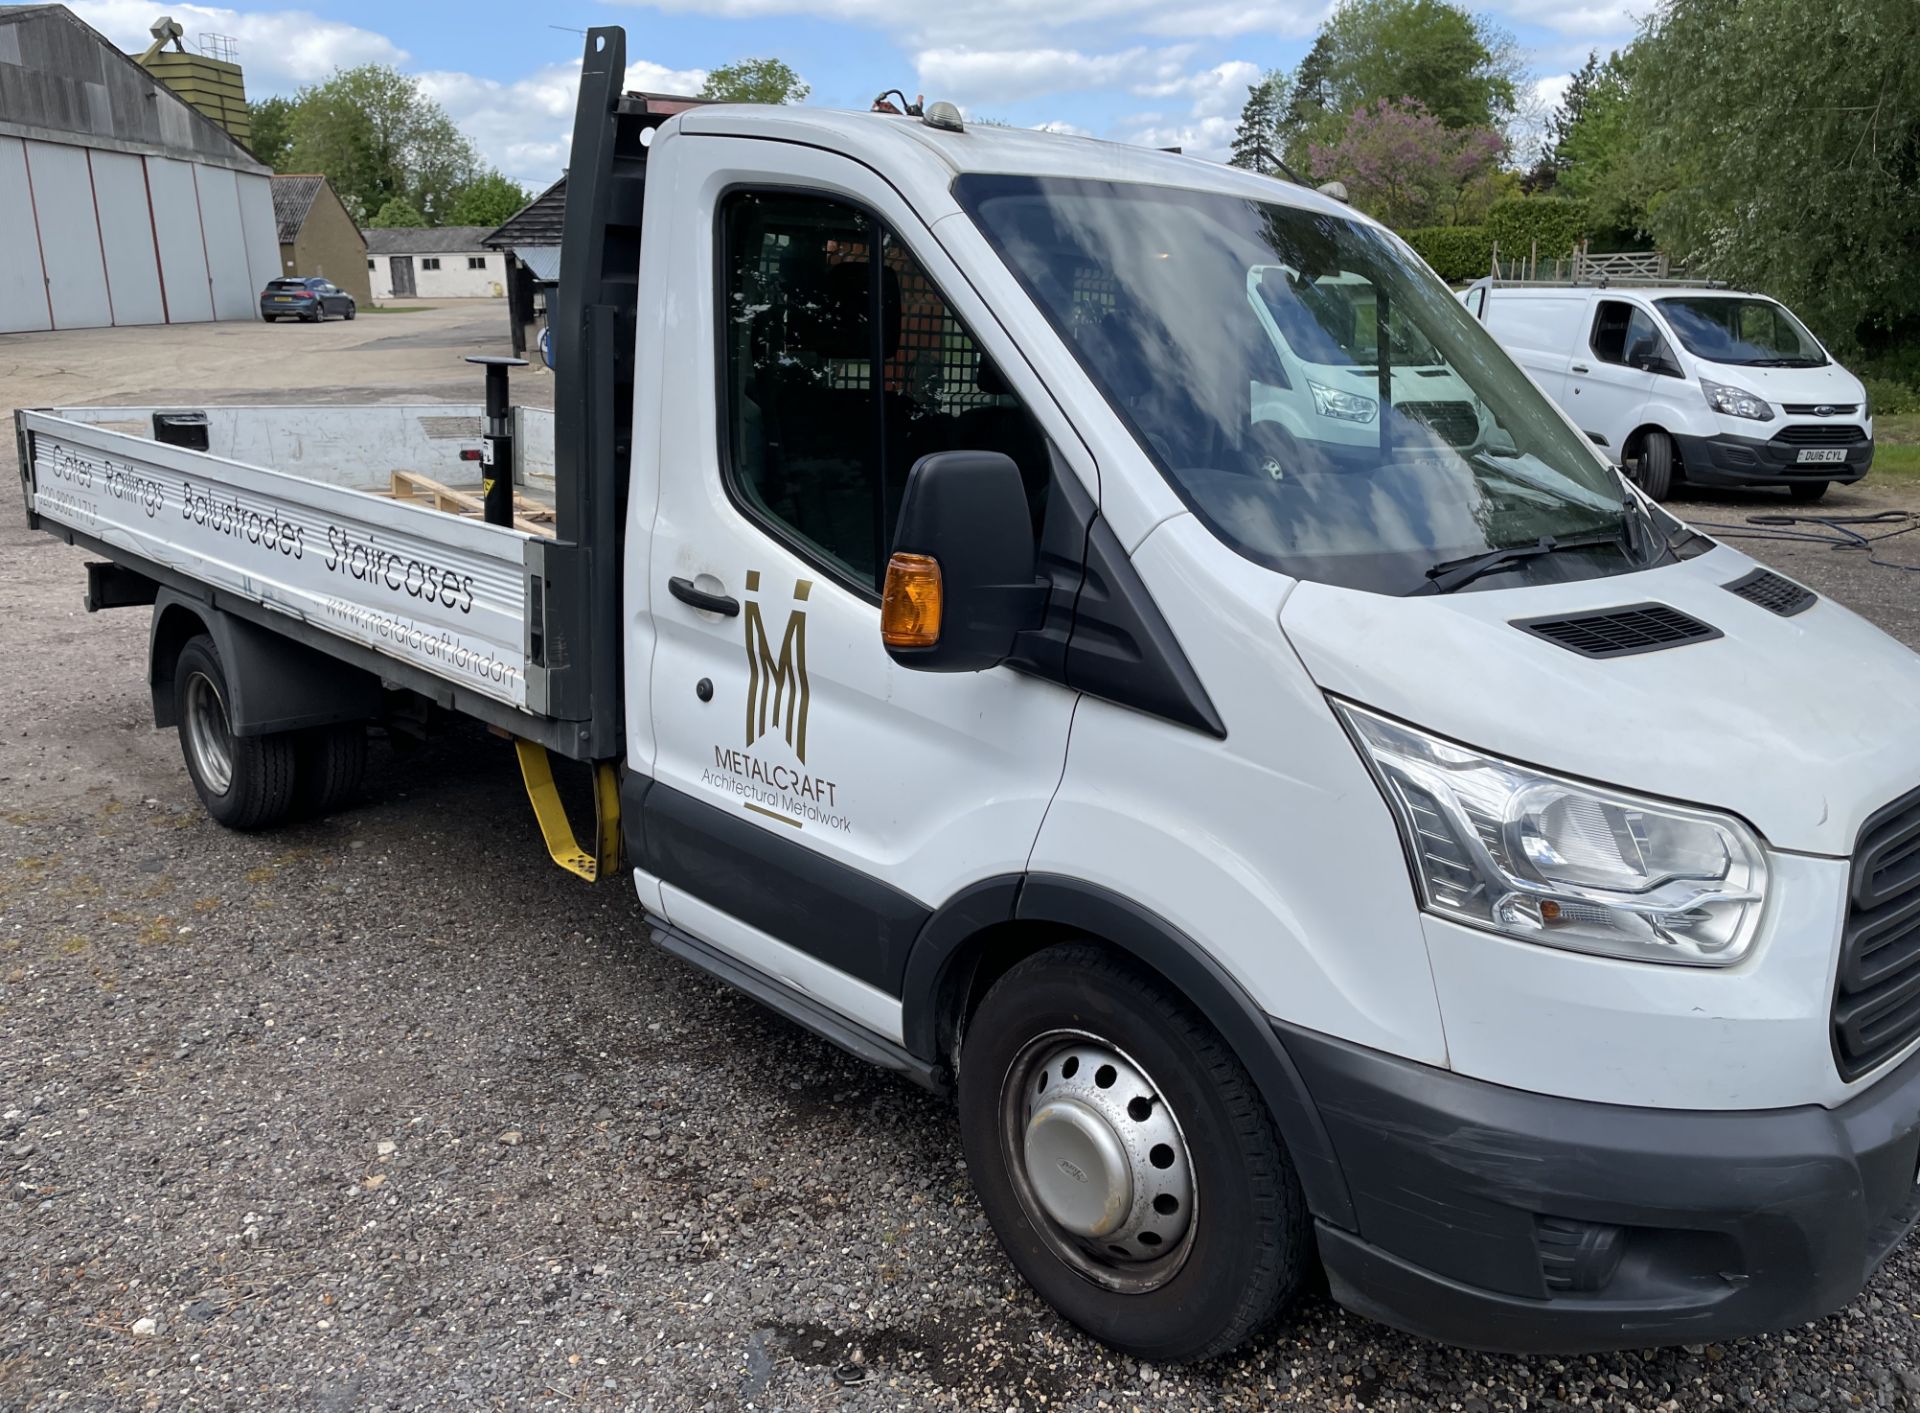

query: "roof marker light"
(923, 101), (964, 133)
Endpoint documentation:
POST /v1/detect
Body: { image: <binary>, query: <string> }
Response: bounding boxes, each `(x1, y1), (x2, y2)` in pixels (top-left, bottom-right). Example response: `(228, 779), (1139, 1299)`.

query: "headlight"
(1308, 379), (1377, 424)
(1701, 378), (1772, 421)
(1336, 702), (1767, 966)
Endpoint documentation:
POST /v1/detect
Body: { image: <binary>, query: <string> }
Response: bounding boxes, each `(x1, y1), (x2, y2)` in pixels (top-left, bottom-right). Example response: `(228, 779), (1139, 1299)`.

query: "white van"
(1462, 279), (1873, 501)
(20, 34), (1920, 1362)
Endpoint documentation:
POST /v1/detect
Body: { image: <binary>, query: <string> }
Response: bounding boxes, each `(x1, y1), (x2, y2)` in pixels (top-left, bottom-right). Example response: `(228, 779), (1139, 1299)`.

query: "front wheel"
(1634, 429), (1676, 500)
(343, 304), (357, 321)
(958, 944), (1311, 1362)
(174, 635), (300, 830)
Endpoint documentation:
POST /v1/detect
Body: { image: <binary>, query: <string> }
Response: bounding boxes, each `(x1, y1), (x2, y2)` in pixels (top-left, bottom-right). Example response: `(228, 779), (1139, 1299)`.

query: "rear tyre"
(1634, 429), (1676, 500)
(1788, 479), (1831, 503)
(958, 943), (1312, 1363)
(174, 635), (299, 830)
(293, 723), (367, 818)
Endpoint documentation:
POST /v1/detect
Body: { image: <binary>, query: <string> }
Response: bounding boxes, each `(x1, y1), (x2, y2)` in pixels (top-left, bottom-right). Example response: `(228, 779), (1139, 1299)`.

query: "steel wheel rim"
(184, 671), (234, 796)
(998, 1028), (1198, 1294)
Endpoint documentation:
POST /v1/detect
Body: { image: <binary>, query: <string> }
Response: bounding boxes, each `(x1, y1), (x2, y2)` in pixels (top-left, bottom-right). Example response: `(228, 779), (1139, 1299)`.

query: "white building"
(0, 5), (279, 334)
(363, 228), (507, 301)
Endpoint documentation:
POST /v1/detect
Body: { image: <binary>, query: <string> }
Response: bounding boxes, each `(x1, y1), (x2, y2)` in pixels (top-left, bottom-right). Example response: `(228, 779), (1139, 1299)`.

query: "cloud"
(1493, 0), (1651, 38)
(70, 1), (703, 195)
(418, 57), (707, 192)
(606, 0), (1325, 47)
(67, 0), (404, 89)
(916, 45), (1197, 106)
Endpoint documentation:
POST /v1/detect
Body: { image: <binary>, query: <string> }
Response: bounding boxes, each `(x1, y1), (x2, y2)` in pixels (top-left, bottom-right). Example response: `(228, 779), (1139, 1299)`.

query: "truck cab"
(617, 91), (1920, 1358)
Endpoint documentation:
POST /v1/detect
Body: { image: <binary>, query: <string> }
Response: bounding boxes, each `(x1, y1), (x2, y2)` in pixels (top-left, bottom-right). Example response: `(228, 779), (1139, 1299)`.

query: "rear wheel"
(293, 723), (367, 818)
(958, 944), (1311, 1362)
(1634, 429), (1676, 500)
(1788, 479), (1831, 503)
(174, 635), (299, 830)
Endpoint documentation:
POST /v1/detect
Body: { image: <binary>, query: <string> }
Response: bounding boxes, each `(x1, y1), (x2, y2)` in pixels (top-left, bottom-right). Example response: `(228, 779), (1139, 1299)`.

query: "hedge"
(1402, 225), (1493, 283)
(1484, 198), (1592, 262)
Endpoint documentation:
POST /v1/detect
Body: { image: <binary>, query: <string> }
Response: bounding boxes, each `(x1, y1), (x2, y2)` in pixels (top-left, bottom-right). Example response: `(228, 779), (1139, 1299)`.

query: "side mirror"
(881, 450), (1047, 672)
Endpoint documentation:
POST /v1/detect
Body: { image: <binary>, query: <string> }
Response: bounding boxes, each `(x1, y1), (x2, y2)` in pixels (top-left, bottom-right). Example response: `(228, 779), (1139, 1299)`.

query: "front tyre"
(958, 944), (1311, 1362)
(1634, 429), (1676, 500)
(174, 635), (300, 830)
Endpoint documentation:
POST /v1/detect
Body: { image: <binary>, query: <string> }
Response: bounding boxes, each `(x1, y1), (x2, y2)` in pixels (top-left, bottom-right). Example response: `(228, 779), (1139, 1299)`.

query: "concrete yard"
(3, 309), (1920, 1411)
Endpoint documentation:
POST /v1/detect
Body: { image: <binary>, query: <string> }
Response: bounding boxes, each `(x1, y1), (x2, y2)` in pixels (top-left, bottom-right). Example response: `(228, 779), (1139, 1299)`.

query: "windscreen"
(956, 175), (1645, 595)
(1654, 296), (1827, 367)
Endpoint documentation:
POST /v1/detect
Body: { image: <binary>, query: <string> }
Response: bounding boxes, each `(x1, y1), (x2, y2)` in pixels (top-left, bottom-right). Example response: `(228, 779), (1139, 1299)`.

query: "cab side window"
(720, 190), (1048, 595)
(1591, 300), (1675, 372)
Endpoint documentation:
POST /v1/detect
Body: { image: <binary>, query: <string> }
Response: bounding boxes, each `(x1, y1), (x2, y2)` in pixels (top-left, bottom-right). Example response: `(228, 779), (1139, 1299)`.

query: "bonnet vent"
(1724, 567), (1817, 618)
(1513, 603), (1721, 659)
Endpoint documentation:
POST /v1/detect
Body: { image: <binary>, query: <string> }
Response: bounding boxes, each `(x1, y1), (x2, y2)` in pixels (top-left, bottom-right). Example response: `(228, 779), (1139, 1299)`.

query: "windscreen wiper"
(1417, 529), (1630, 596)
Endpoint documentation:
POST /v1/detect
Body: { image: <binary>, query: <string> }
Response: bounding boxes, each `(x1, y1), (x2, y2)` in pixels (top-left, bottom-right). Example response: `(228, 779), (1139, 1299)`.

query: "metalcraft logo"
(742, 571), (812, 763)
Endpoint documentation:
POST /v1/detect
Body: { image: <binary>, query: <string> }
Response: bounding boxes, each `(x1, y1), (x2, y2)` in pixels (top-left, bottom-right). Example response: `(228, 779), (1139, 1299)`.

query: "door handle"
(668, 576), (739, 617)
(1570, 363), (1590, 374)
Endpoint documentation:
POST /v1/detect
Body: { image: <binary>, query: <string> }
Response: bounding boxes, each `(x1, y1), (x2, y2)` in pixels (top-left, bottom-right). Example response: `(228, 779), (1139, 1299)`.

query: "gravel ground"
(5, 313), (1920, 1411)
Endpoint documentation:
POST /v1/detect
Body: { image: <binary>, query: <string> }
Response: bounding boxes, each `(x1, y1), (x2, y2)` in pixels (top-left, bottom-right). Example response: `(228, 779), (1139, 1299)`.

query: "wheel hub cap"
(184, 671), (234, 796)
(1012, 1038), (1195, 1276)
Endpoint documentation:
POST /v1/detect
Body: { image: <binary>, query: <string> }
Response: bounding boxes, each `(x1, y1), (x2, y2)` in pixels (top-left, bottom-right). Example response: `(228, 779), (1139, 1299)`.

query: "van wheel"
(1634, 430), (1676, 500)
(294, 723), (367, 818)
(957, 944), (1311, 1362)
(1788, 480), (1830, 503)
(174, 635), (300, 831)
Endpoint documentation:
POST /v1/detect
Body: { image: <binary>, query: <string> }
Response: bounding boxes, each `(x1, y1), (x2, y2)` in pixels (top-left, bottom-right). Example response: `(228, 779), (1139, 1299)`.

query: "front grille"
(1400, 400), (1479, 447)
(1782, 404), (1858, 417)
(1833, 785), (1920, 1081)
(1724, 567), (1816, 617)
(1776, 423), (1867, 447)
(1514, 603), (1722, 659)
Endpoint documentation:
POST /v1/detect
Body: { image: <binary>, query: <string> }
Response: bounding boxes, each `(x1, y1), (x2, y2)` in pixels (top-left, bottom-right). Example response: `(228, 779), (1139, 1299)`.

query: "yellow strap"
(514, 739), (621, 882)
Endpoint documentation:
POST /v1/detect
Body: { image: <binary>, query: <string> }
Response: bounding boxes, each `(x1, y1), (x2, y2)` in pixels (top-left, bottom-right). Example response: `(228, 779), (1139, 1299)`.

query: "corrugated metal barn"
(0, 4), (278, 334)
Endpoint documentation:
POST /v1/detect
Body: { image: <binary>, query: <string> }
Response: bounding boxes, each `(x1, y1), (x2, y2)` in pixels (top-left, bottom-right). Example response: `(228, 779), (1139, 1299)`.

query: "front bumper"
(1672, 427), (1872, 487)
(1283, 1023), (1920, 1353)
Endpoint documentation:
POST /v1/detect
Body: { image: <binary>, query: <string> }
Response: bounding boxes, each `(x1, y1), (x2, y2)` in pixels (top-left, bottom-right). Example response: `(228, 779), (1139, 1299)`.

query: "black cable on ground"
(1686, 510), (1920, 573)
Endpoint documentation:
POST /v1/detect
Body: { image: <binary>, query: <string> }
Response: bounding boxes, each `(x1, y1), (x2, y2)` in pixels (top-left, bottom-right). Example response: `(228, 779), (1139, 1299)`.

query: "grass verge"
(1873, 413), (1920, 482)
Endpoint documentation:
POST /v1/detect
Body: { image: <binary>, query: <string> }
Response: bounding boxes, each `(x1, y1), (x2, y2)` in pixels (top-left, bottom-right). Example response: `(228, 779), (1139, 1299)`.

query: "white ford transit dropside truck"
(18, 28), (1920, 1362)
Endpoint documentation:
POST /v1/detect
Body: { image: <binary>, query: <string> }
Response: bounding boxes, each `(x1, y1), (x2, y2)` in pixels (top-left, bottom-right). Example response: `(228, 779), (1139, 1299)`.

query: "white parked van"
(1462, 279), (1873, 501)
(19, 31), (1920, 1363)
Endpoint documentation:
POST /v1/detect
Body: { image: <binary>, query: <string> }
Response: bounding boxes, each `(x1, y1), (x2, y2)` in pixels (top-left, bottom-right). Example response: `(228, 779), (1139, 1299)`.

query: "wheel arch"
(149, 589), (382, 736)
(901, 873), (1356, 1229)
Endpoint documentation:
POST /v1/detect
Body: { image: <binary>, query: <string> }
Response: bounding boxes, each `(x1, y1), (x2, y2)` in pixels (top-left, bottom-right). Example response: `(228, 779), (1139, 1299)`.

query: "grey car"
(261, 277), (357, 322)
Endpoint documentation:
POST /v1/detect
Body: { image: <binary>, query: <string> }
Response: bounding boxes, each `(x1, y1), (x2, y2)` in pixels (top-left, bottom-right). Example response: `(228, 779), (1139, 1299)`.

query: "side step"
(514, 740), (620, 881)
(648, 922), (947, 1095)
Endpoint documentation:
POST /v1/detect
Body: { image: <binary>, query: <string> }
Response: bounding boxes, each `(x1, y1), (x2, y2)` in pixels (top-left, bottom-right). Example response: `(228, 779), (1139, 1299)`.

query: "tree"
(1307, 97), (1503, 229)
(1550, 48), (1650, 243)
(1629, 0), (1920, 352)
(446, 173), (532, 228)
(247, 94), (296, 169)
(1230, 71), (1289, 175)
(284, 65), (480, 225)
(1323, 0), (1519, 128)
(368, 197), (428, 228)
(1547, 52), (1604, 174)
(698, 58), (809, 105)
(1280, 0), (1522, 168)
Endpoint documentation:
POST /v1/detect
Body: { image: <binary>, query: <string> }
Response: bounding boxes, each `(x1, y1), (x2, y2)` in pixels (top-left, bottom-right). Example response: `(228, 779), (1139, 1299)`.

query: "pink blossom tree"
(1308, 98), (1504, 229)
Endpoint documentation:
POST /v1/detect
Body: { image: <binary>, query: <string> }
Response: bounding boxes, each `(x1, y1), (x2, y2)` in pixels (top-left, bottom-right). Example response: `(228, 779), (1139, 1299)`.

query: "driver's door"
(639, 138), (1089, 1033)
